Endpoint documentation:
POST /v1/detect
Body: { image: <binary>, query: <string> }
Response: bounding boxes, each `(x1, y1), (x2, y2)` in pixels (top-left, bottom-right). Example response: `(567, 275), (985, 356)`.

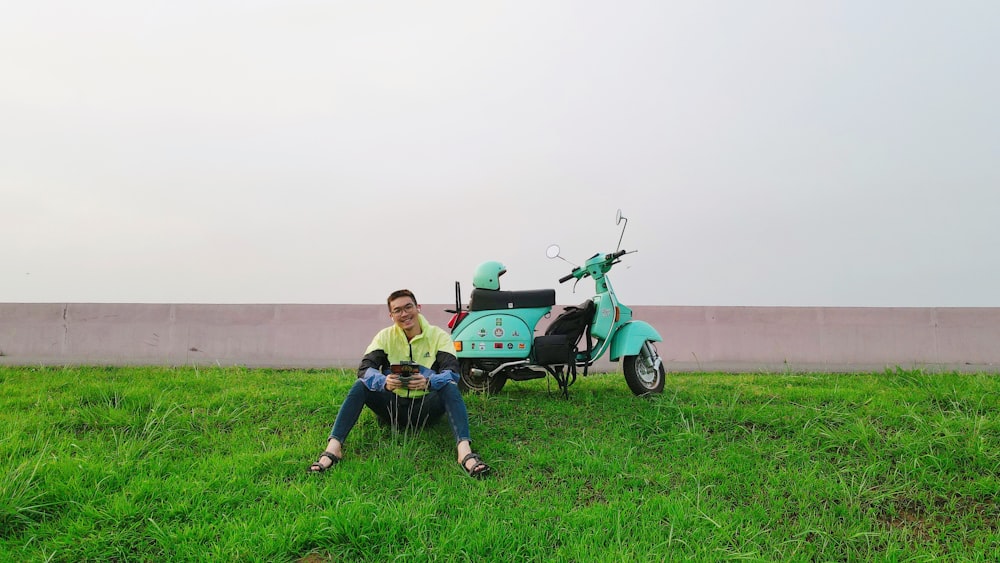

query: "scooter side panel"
(609, 320), (663, 361)
(452, 309), (548, 359)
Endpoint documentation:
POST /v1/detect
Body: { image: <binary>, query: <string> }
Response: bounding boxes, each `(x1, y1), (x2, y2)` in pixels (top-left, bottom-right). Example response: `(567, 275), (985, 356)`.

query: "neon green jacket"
(357, 314), (461, 397)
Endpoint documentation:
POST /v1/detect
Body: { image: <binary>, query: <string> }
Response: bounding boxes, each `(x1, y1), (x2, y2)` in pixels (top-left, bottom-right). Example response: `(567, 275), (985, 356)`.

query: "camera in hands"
(391, 361), (419, 384)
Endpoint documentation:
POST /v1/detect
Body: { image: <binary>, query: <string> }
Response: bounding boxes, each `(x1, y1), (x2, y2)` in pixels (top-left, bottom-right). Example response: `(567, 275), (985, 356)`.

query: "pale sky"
(3, 1), (998, 307)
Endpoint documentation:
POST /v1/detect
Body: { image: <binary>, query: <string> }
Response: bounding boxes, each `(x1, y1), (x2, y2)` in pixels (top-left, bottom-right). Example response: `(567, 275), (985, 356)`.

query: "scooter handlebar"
(558, 250), (629, 283)
(559, 266), (583, 283)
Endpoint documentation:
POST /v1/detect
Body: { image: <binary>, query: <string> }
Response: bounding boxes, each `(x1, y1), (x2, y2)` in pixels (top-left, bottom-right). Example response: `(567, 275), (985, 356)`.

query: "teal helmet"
(473, 261), (507, 290)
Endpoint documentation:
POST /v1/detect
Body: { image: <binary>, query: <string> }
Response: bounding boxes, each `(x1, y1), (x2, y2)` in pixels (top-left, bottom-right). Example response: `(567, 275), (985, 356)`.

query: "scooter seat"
(469, 288), (556, 311)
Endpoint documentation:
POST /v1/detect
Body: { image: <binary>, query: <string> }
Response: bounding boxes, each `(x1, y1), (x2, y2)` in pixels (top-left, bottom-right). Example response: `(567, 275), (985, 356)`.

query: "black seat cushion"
(469, 289), (556, 311)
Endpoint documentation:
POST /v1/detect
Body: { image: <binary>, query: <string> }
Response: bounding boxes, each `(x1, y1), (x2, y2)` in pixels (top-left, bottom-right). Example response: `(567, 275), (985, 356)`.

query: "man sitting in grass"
(308, 288), (491, 478)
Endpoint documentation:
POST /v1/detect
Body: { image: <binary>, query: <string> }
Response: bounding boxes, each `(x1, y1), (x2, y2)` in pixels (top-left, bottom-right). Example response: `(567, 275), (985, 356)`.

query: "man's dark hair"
(387, 289), (418, 310)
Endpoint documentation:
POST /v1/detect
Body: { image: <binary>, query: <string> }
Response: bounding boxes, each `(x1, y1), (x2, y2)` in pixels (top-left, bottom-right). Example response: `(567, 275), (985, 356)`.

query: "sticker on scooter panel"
(494, 327), (504, 338)
(518, 343), (525, 349)
(494, 343), (503, 349)
(478, 328), (487, 338)
(512, 330), (520, 337)
(496, 318), (502, 326)
(601, 308), (612, 318)
(479, 343), (486, 350)
(507, 343), (513, 349)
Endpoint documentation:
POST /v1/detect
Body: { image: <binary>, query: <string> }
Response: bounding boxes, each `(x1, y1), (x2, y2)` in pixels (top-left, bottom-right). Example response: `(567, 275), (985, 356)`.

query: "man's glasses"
(390, 303), (417, 317)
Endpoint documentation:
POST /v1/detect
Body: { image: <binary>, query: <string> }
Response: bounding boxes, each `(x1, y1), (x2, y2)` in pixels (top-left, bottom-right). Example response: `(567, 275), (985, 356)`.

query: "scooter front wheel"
(623, 341), (665, 395)
(457, 359), (508, 395)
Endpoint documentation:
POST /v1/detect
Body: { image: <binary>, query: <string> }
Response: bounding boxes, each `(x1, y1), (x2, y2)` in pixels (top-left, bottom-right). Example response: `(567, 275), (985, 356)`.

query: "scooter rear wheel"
(457, 359), (508, 395)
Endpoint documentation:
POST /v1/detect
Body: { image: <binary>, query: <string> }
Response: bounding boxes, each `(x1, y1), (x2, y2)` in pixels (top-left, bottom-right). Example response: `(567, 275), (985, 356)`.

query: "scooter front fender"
(609, 320), (662, 361)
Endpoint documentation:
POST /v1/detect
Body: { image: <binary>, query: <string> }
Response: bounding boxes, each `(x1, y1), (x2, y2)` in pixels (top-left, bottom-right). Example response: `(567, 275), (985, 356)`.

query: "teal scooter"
(446, 209), (665, 396)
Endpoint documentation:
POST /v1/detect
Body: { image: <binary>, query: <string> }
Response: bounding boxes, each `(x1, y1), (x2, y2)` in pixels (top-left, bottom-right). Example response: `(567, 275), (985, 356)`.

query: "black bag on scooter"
(544, 299), (596, 357)
(537, 299), (596, 394)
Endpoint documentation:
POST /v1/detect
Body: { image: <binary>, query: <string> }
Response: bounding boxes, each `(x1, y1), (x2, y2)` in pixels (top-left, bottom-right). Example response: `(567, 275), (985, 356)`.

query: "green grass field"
(1, 366), (997, 562)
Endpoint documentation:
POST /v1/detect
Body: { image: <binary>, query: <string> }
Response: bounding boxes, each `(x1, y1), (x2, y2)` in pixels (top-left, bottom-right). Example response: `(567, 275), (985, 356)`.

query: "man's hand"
(384, 373), (401, 392)
(407, 373), (430, 391)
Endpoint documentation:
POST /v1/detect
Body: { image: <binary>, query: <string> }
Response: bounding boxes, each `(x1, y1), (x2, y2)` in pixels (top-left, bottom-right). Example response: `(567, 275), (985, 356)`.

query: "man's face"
(389, 296), (419, 332)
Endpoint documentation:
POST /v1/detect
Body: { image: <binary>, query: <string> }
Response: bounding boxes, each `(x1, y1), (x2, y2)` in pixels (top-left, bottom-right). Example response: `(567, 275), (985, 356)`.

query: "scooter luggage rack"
(481, 359), (578, 395)
(482, 359), (539, 378)
(482, 358), (596, 378)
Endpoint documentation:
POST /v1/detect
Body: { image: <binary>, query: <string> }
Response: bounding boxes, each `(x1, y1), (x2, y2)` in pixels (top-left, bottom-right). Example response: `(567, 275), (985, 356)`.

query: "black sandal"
(459, 452), (491, 479)
(307, 451), (341, 473)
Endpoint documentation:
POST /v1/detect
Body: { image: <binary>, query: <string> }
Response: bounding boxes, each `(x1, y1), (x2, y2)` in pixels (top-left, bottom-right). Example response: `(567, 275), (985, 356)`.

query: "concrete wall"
(1, 303), (998, 373)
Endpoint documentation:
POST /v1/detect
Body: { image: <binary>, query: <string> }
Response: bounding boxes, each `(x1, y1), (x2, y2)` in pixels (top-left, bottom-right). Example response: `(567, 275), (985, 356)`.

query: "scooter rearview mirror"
(615, 209), (628, 253)
(545, 244), (561, 259)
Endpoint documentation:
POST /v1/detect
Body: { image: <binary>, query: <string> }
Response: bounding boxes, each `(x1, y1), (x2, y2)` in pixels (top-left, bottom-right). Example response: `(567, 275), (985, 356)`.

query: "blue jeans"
(328, 379), (472, 445)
